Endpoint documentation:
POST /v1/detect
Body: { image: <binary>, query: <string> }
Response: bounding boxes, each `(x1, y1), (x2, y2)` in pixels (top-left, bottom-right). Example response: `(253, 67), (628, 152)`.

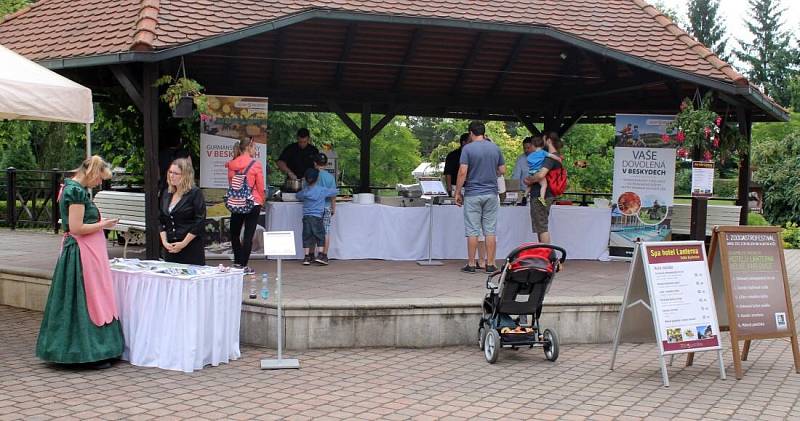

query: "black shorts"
(302, 215), (326, 248)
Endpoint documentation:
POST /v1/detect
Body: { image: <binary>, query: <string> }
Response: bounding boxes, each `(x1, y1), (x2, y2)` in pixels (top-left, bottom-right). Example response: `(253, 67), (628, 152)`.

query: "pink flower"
(661, 134), (670, 143)
(715, 116), (722, 127)
(680, 101), (688, 111)
(704, 127), (711, 138)
(703, 150), (713, 161)
(712, 137), (720, 148)
(677, 148), (688, 158)
(200, 113), (211, 122)
(676, 131), (686, 143)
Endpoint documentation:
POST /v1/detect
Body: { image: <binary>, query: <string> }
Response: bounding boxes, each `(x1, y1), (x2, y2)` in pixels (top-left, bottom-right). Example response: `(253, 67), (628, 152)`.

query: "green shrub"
(781, 222), (800, 249)
(713, 179), (737, 198)
(747, 212), (770, 226)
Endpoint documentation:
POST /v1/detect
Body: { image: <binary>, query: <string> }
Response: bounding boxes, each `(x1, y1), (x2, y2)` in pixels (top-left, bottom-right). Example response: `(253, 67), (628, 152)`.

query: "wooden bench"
(671, 203), (741, 236)
(93, 191), (146, 257)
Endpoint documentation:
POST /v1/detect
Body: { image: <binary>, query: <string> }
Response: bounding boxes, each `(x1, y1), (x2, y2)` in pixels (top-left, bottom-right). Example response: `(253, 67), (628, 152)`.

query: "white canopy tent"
(0, 43), (94, 156)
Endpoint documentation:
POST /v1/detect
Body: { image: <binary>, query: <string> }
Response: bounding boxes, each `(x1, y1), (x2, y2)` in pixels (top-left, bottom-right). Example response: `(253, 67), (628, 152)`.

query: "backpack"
(546, 164), (568, 197)
(224, 159), (258, 214)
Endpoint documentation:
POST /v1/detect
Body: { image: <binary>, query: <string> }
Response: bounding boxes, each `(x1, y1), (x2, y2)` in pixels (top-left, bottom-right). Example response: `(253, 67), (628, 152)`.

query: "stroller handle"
(507, 243), (567, 264)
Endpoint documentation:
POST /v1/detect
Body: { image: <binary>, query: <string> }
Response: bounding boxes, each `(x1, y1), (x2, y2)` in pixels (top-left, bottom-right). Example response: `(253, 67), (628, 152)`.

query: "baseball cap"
(315, 153), (328, 165)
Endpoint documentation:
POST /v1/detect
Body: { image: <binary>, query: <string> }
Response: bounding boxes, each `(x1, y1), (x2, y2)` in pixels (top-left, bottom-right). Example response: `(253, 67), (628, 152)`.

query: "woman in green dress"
(36, 155), (124, 368)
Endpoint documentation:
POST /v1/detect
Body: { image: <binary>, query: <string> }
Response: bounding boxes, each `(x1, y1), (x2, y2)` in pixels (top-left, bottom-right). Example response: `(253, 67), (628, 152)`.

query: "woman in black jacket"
(159, 158), (207, 265)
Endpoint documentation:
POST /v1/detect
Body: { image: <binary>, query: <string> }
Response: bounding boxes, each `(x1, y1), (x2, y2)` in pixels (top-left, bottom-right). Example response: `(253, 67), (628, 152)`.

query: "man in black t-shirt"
(277, 128), (320, 180)
(443, 133), (469, 196)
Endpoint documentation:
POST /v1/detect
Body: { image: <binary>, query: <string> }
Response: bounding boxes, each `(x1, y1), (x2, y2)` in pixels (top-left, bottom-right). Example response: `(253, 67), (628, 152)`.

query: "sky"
(657, 0), (800, 47)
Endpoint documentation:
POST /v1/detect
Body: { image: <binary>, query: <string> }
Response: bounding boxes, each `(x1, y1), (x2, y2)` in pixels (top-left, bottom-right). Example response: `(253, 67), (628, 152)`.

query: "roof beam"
(392, 28), (423, 92)
(334, 23), (358, 90)
(488, 34), (527, 96)
(269, 30), (285, 89)
(513, 110), (542, 136)
(109, 65), (143, 112)
(450, 31), (485, 96)
(326, 100), (361, 136)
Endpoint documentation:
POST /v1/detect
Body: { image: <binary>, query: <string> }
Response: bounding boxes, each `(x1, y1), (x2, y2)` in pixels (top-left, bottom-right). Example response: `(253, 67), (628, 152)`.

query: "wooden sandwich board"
(611, 241), (725, 387)
(690, 226), (800, 379)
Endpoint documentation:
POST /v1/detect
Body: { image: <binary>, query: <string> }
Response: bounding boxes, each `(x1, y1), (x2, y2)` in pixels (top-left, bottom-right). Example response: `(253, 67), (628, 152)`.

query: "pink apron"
(67, 230), (119, 326)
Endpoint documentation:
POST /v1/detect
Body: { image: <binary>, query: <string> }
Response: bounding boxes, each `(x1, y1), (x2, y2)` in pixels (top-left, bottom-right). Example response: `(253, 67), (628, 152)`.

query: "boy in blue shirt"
(296, 168), (338, 265)
(526, 136), (561, 205)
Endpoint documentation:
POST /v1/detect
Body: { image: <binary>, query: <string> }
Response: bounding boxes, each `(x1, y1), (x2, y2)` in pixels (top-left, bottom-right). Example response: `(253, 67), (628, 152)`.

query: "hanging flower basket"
(664, 92), (744, 162)
(153, 75), (208, 119)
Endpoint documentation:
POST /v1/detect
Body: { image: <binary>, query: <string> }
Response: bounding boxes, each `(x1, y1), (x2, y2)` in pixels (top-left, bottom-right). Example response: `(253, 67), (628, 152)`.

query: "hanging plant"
(153, 75), (208, 118)
(664, 92), (744, 162)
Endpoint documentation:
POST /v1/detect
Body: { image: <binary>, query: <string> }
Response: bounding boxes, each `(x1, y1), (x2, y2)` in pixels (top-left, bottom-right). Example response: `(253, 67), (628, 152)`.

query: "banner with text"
(199, 96), (268, 259)
(644, 243), (721, 353)
(610, 114), (676, 258)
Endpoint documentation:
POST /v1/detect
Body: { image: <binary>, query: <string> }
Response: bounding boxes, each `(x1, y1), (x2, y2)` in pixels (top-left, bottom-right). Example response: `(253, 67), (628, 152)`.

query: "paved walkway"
(2, 304), (800, 420)
(0, 229), (630, 301)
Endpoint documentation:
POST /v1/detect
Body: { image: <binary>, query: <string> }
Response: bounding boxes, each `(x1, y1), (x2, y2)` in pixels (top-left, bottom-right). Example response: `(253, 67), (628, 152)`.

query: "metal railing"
(2, 168), (72, 233)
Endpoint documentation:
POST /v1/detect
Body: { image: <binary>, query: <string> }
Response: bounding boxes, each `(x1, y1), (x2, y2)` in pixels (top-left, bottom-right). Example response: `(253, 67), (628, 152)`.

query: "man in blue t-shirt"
(454, 121), (506, 274)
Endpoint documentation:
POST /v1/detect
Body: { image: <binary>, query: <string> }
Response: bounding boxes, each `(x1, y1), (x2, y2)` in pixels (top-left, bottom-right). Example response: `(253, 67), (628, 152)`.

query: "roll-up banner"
(610, 114), (676, 259)
(200, 96), (269, 259)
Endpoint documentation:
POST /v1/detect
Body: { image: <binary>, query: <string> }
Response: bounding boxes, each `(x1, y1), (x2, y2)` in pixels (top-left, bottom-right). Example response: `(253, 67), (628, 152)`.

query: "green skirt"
(36, 236), (124, 363)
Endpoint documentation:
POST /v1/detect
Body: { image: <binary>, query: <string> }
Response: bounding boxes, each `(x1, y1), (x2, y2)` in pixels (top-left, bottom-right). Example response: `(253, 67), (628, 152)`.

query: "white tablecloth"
(266, 202), (610, 260)
(111, 270), (244, 373)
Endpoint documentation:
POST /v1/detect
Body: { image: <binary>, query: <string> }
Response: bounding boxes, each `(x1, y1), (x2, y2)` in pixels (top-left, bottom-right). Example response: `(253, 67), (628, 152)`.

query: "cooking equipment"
(282, 178), (302, 193)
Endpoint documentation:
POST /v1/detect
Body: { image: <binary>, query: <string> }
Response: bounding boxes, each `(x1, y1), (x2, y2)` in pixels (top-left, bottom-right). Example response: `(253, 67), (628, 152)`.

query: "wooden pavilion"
(0, 0), (789, 258)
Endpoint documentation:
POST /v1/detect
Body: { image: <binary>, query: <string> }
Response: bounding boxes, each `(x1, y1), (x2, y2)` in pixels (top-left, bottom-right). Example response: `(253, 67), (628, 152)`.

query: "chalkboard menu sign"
(707, 226), (800, 380)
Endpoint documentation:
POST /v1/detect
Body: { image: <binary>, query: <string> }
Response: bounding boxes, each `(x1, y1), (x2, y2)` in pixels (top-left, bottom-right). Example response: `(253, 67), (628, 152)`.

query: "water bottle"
(248, 277), (257, 299)
(260, 273), (270, 300)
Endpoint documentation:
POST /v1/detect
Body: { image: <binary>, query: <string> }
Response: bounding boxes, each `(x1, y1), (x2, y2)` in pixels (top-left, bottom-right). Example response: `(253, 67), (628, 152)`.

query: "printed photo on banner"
(199, 95), (269, 259)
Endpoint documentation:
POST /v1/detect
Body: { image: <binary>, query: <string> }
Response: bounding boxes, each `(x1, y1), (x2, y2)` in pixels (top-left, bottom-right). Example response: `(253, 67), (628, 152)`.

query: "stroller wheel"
(478, 325), (487, 350)
(484, 329), (500, 364)
(543, 328), (559, 362)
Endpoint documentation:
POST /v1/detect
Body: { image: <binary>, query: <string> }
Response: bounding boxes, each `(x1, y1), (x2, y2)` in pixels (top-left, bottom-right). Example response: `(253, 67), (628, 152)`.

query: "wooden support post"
(689, 197), (708, 241)
(513, 110), (541, 136)
(142, 63), (161, 259)
(51, 169), (61, 234)
(360, 103), (372, 193)
(6, 167), (16, 230)
(736, 106), (752, 225)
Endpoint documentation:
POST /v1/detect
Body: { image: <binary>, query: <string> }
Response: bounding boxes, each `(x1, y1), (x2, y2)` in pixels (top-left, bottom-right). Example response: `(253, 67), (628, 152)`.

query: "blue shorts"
(322, 206), (333, 234)
(463, 194), (499, 237)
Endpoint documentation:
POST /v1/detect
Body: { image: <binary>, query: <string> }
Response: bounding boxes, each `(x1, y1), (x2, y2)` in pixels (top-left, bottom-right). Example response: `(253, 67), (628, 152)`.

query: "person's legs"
(322, 207), (332, 254)
(481, 194), (500, 267)
(313, 217), (328, 265)
(538, 178), (548, 205)
(239, 206), (261, 267)
(302, 216), (314, 265)
(229, 213), (245, 265)
(463, 196), (483, 268)
(530, 197), (553, 243)
(466, 236), (478, 266)
(476, 235), (486, 268)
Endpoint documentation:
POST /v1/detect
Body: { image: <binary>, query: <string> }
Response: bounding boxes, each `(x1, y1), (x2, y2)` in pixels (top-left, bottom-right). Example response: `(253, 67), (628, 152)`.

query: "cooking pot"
(283, 178), (302, 193)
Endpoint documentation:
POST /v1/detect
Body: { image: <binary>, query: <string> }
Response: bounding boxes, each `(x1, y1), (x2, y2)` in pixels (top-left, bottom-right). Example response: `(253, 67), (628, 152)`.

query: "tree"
(560, 124), (616, 192)
(0, 0), (29, 17)
(0, 121), (36, 170)
(652, 0), (684, 27)
(687, 0), (729, 60)
(735, 0), (800, 107)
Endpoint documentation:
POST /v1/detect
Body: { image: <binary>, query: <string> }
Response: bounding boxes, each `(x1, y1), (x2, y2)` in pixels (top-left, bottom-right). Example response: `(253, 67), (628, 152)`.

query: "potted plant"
(153, 75), (208, 118)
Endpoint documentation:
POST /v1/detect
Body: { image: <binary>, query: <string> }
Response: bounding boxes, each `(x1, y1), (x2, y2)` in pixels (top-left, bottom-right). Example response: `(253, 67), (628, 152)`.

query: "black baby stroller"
(478, 243), (566, 364)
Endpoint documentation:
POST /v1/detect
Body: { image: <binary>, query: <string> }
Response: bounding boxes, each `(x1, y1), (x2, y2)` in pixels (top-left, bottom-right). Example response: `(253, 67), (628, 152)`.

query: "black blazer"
(159, 187), (206, 243)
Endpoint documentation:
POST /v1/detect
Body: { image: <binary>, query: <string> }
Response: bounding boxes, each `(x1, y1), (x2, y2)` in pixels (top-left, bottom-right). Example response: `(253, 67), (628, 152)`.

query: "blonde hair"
(232, 137), (255, 159)
(76, 155), (112, 181)
(168, 158), (196, 195)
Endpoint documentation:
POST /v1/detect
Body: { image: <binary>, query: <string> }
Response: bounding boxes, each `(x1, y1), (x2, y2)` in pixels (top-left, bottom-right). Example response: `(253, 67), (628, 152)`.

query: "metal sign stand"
(417, 199), (443, 266)
(261, 231), (299, 370)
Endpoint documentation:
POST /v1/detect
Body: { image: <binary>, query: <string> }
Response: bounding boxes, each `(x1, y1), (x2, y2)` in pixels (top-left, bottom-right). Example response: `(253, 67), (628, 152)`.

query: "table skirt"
(111, 270), (244, 373)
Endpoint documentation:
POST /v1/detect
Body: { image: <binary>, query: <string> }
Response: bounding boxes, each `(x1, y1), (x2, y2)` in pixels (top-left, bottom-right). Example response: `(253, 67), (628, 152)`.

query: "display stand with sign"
(417, 178), (447, 266)
(688, 226), (800, 379)
(611, 241), (725, 387)
(260, 231), (300, 370)
(691, 161), (714, 197)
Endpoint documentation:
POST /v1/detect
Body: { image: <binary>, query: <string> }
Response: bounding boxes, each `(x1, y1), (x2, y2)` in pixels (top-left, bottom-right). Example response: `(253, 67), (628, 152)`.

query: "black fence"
(2, 167), (738, 233)
(2, 168), (72, 233)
